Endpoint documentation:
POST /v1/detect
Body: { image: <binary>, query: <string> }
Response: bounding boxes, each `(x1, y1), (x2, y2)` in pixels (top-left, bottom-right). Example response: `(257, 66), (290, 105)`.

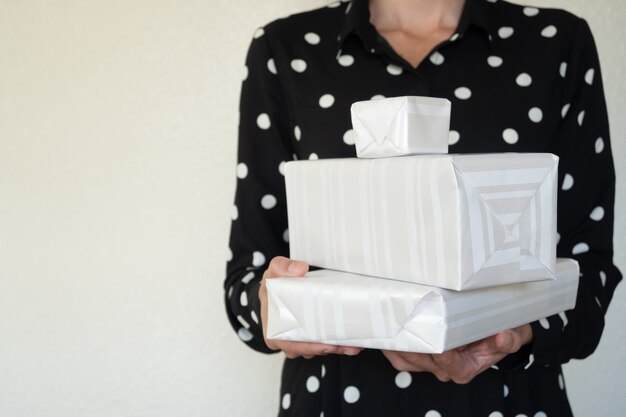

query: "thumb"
(495, 330), (522, 354)
(265, 256), (309, 279)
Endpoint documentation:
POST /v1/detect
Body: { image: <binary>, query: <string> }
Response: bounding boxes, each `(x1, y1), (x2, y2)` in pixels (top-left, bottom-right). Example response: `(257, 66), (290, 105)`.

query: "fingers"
(432, 350), (479, 384)
(281, 342), (362, 359)
(263, 256), (309, 280)
(382, 350), (451, 382)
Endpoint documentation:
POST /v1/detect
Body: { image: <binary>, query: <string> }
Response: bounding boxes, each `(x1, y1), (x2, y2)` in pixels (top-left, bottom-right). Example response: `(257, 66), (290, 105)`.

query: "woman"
(225, 0), (622, 415)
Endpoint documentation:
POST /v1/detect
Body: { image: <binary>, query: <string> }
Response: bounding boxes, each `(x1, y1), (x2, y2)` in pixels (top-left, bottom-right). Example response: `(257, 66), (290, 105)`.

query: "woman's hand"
(383, 324), (533, 384)
(259, 256), (362, 359)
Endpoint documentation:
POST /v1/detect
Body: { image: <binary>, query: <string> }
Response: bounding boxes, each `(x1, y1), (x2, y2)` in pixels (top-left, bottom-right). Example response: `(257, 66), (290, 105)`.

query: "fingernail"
(502, 333), (513, 351)
(287, 261), (301, 273)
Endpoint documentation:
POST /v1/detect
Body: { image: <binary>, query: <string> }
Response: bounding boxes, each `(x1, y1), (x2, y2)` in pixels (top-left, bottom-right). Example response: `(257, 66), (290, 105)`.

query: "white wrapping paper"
(285, 153), (558, 290)
(266, 259), (579, 353)
(351, 96), (450, 158)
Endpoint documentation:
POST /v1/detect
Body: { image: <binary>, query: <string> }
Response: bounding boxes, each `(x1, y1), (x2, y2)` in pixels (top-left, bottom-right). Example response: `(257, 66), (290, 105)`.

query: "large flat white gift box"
(266, 259), (579, 353)
(351, 96), (450, 158)
(285, 153), (558, 290)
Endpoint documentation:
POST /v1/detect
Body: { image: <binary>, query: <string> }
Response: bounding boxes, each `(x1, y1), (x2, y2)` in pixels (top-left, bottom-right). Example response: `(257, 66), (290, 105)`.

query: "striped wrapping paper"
(266, 258), (578, 353)
(285, 153), (558, 290)
(351, 96), (451, 158)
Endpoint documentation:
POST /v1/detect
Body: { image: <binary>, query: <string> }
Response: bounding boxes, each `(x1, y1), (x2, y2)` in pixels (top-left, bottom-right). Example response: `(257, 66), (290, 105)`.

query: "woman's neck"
(369, 0), (466, 35)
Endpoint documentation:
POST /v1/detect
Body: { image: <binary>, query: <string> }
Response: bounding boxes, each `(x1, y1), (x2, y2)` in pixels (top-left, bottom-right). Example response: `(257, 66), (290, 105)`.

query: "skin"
(259, 0), (534, 384)
(260, 257), (533, 383)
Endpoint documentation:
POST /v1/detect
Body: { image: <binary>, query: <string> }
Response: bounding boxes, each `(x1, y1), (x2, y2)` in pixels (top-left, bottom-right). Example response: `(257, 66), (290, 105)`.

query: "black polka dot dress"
(224, 1), (622, 416)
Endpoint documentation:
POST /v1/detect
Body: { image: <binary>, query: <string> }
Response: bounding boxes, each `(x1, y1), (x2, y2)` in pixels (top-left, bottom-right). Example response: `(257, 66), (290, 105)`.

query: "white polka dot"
(489, 412), (504, 417)
(338, 54), (354, 66)
(304, 32), (320, 45)
(491, 364), (499, 370)
(558, 373), (565, 390)
(309, 153), (319, 160)
(238, 328), (253, 342)
(595, 137), (604, 153)
(503, 128), (519, 144)
(562, 173), (574, 190)
(343, 129), (356, 145)
(240, 291), (248, 307)
(395, 371), (412, 389)
(242, 65), (248, 81)
(253, 28), (264, 39)
(539, 318), (550, 329)
(516, 73), (532, 87)
(251, 310), (259, 324)
(561, 103), (570, 118)
(486, 0), (497, 2)
(425, 411), (442, 417)
(226, 247), (232, 262)
(523, 7), (539, 16)
(242, 271), (255, 284)
(450, 33), (460, 42)
(345, 1), (353, 14)
(503, 384), (509, 397)
(283, 228), (289, 242)
(595, 296), (602, 307)
(306, 376), (320, 393)
(448, 130), (460, 145)
(278, 161), (286, 176)
(319, 94), (335, 108)
(236, 162), (248, 179)
(281, 393), (291, 409)
(252, 251), (265, 267)
(541, 25), (557, 38)
(454, 86), (472, 100)
(430, 51), (445, 65)
(556, 232), (561, 244)
(261, 194), (277, 209)
(487, 56), (503, 67)
(559, 62), (567, 78)
(321, 364), (326, 378)
(227, 286), (233, 298)
(600, 271), (607, 286)
(525, 354), (535, 369)
(498, 26), (514, 39)
(343, 386), (360, 403)
(590, 206), (604, 221)
(231, 205), (239, 220)
(534, 412), (547, 417)
(267, 58), (277, 74)
(386, 64), (403, 75)
(572, 242), (590, 255)
(294, 125), (301, 141)
(577, 110), (585, 126)
(529, 107), (543, 123)
(257, 113), (271, 130)
(371, 94), (385, 100)
(585, 68), (595, 85)
(291, 59), (307, 73)
(515, 415), (529, 417)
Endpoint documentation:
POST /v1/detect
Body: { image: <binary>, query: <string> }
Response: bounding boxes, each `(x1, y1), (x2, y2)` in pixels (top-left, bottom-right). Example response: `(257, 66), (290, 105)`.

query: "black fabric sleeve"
(502, 18), (622, 371)
(224, 28), (294, 354)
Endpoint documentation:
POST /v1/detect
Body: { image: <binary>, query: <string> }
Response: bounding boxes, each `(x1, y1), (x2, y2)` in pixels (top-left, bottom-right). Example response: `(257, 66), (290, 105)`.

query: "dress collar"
(337, 0), (494, 52)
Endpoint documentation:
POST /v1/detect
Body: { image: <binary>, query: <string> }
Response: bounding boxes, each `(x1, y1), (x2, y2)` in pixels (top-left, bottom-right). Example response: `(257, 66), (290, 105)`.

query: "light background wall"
(0, 0), (623, 416)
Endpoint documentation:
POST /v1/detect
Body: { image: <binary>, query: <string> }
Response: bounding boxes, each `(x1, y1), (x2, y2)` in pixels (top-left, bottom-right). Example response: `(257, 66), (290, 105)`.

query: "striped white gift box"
(285, 153), (558, 290)
(266, 259), (578, 353)
(351, 96), (451, 158)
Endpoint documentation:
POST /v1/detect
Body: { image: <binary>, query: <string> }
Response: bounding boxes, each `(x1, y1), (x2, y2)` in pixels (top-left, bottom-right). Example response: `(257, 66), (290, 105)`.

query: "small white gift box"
(351, 96), (451, 158)
(266, 259), (579, 353)
(285, 153), (558, 290)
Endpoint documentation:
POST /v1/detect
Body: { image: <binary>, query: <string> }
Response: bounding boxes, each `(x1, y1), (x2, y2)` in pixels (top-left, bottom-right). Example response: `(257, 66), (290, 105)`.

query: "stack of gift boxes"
(266, 96), (579, 353)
